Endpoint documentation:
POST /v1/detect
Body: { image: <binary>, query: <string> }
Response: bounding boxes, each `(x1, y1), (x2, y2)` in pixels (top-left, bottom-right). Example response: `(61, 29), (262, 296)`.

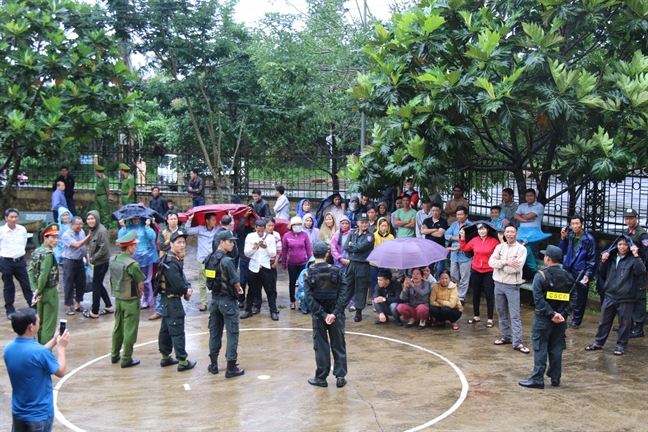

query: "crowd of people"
(3, 170), (647, 430)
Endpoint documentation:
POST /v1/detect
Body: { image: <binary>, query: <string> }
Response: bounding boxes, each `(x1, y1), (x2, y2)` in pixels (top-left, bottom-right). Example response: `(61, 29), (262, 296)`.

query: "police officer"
(304, 241), (352, 388)
(119, 163), (135, 205)
(207, 230), (244, 378)
(110, 231), (146, 368)
(157, 230), (196, 372)
(519, 245), (576, 389)
(94, 164), (111, 226)
(343, 212), (374, 322)
(622, 209), (648, 338)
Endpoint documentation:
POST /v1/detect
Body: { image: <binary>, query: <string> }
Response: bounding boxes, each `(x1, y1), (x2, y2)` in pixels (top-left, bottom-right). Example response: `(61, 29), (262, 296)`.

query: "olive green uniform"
(110, 252), (146, 362)
(121, 175), (135, 205)
(28, 245), (59, 344)
(208, 252), (241, 362)
(94, 175), (110, 226)
(343, 228), (374, 311)
(304, 262), (352, 380)
(158, 251), (191, 360)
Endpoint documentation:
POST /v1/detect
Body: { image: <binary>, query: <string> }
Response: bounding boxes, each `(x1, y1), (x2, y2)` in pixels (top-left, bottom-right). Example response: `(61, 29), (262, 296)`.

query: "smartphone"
(59, 319), (67, 336)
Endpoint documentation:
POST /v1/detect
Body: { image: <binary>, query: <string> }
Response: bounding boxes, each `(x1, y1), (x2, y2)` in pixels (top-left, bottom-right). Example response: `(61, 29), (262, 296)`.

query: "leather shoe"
(252, 307), (260, 314)
(121, 359), (141, 368)
(395, 318), (403, 326)
(148, 312), (162, 320)
(240, 311), (254, 319)
(568, 323), (579, 330)
(629, 326), (644, 338)
(225, 366), (245, 378)
(308, 378), (328, 387)
(208, 364), (219, 374)
(551, 379), (560, 387)
(178, 360), (197, 372)
(111, 355), (121, 364)
(518, 379), (544, 389)
(354, 310), (362, 322)
(160, 357), (179, 367)
(336, 377), (347, 388)
(612, 325), (619, 332)
(237, 302), (245, 309)
(271, 312), (279, 321)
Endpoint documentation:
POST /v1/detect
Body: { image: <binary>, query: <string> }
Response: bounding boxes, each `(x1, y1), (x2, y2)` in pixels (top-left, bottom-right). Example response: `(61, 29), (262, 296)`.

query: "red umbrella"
(179, 204), (290, 236)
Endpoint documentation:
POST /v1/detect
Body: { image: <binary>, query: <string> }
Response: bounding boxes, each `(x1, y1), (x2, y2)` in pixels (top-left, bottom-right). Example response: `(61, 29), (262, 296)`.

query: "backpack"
(204, 249), (237, 297)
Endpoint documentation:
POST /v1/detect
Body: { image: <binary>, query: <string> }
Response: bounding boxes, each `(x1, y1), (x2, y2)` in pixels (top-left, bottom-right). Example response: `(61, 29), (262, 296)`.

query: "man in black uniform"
(344, 212), (374, 322)
(157, 230), (196, 371)
(622, 209), (648, 338)
(206, 230), (244, 378)
(304, 241), (352, 388)
(519, 245), (576, 389)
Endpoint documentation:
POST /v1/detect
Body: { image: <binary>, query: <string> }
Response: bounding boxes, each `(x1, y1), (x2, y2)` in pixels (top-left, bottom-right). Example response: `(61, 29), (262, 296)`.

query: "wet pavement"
(1, 244), (647, 431)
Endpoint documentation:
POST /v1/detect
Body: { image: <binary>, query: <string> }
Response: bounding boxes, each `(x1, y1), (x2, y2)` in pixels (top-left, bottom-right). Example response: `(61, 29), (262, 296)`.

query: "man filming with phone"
(4, 308), (70, 432)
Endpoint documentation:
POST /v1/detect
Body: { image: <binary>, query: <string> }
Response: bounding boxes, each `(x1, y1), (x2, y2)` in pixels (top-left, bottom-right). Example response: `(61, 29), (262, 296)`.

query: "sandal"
(100, 308), (115, 315)
(66, 307), (75, 316)
(514, 344), (530, 354)
(467, 317), (481, 324)
(199, 305), (207, 312)
(75, 305), (87, 313)
(290, 303), (295, 310)
(494, 338), (512, 345)
(451, 323), (460, 330)
(83, 310), (100, 319)
(486, 320), (494, 328)
(614, 346), (625, 355)
(585, 343), (603, 351)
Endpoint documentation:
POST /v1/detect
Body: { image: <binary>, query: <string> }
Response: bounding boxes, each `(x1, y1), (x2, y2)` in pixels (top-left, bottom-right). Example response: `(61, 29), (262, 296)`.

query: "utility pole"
(360, 0), (367, 153)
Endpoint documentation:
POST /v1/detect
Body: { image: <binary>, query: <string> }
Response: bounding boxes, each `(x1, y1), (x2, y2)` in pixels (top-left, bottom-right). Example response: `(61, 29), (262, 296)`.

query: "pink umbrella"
(367, 238), (448, 269)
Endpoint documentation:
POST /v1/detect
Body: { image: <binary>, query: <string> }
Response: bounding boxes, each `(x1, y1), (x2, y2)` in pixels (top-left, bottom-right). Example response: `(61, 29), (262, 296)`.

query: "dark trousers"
(594, 297), (634, 350)
(254, 266), (277, 307)
(471, 270), (495, 319)
(66, 197), (76, 215)
(530, 315), (567, 382)
(52, 210), (59, 222)
(571, 280), (589, 326)
(209, 293), (240, 361)
(373, 300), (395, 317)
(1, 257), (33, 315)
(287, 264), (303, 303)
(238, 259), (249, 304)
(429, 305), (462, 323)
(158, 296), (187, 360)
(192, 199), (205, 208)
(312, 313), (347, 380)
(369, 266), (379, 302)
(346, 261), (371, 311)
(91, 262), (112, 315)
(12, 415), (54, 432)
(247, 267), (277, 313)
(63, 258), (85, 306)
(632, 282), (646, 326)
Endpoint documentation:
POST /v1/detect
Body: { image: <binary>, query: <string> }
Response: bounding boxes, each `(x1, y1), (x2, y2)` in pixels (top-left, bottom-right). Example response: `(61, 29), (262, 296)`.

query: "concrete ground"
(1, 244), (646, 431)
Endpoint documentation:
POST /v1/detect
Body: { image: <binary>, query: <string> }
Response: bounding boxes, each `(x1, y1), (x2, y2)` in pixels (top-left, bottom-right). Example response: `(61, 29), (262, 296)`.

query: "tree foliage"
(349, 0), (648, 205)
(0, 0), (138, 202)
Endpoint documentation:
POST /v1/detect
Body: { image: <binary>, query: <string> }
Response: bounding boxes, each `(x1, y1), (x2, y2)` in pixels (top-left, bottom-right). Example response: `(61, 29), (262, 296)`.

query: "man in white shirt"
(273, 185), (290, 220)
(415, 198), (433, 238)
(186, 212), (219, 312)
(0, 208), (33, 320)
(241, 219), (279, 320)
(514, 188), (545, 258)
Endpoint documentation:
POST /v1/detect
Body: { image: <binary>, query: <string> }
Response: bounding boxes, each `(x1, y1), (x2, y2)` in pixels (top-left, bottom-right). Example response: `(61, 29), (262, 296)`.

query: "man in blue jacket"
(558, 215), (597, 330)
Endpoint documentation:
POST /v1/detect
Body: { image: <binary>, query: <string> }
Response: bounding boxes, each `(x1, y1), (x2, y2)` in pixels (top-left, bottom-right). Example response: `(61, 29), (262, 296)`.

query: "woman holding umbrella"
(118, 216), (157, 309)
(460, 222), (501, 327)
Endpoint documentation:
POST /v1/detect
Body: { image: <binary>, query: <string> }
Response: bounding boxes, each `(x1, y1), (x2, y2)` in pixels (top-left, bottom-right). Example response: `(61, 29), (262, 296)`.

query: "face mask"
(349, 203), (358, 211)
(292, 226), (303, 233)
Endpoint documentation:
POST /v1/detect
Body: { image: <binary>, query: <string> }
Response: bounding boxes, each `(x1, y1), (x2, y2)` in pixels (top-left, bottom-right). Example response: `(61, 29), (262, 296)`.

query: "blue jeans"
(192, 199), (205, 208)
(433, 260), (446, 280)
(238, 259), (249, 304)
(12, 415), (54, 432)
(155, 293), (162, 314)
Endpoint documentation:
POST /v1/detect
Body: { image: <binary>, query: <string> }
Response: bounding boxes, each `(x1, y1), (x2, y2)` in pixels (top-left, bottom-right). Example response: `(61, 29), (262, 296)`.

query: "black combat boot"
(208, 355), (219, 374)
(354, 310), (362, 322)
(225, 360), (244, 378)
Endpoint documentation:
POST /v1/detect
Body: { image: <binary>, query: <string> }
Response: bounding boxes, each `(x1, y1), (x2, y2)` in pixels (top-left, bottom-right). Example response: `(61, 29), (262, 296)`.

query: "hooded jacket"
(558, 229), (597, 279)
(302, 213), (320, 245)
(296, 199), (318, 228)
(330, 215), (351, 270)
(53, 207), (72, 264)
(87, 210), (111, 266)
(599, 235), (647, 303)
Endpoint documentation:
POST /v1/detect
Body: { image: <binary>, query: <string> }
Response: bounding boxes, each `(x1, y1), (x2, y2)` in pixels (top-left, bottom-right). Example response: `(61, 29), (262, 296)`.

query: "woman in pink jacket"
(282, 216), (313, 310)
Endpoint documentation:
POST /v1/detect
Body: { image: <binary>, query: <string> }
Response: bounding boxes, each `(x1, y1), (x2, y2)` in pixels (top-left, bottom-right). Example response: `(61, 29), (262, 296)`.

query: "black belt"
(2, 257), (24, 262)
(65, 258), (83, 262)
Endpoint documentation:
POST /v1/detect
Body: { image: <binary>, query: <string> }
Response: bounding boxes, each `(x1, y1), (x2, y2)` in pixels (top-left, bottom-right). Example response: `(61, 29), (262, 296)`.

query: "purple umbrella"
(367, 238), (448, 270)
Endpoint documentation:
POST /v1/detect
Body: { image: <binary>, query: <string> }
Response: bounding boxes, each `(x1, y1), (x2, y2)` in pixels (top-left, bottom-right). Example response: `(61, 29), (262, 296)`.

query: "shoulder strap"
(538, 270), (546, 280)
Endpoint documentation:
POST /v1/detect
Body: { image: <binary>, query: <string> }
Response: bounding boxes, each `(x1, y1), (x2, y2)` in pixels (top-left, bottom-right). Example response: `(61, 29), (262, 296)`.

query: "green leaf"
(6, 110), (30, 130)
(422, 15), (445, 35)
(458, 11), (472, 28)
(522, 22), (564, 49)
(405, 135), (425, 160)
(474, 77), (496, 99)
(41, 96), (62, 113)
(374, 24), (389, 42)
(549, 59), (580, 94)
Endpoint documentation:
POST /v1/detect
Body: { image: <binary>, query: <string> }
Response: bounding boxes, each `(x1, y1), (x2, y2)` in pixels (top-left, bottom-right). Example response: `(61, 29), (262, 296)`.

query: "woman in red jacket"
(460, 223), (501, 327)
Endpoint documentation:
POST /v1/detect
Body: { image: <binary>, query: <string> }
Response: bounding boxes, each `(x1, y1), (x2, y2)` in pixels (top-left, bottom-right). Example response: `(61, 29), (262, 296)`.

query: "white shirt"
(322, 204), (345, 227)
(516, 201), (545, 228)
(0, 223), (27, 259)
(244, 232), (277, 273)
(273, 194), (290, 220)
(415, 209), (433, 238)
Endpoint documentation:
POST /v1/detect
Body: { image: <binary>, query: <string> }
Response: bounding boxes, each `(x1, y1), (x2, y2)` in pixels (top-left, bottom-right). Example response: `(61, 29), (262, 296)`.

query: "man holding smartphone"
(4, 308), (70, 432)
(241, 219), (278, 320)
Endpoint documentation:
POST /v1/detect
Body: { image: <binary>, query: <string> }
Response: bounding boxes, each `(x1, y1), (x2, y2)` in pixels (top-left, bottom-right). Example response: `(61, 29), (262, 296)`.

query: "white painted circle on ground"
(54, 328), (468, 432)
(258, 375), (270, 380)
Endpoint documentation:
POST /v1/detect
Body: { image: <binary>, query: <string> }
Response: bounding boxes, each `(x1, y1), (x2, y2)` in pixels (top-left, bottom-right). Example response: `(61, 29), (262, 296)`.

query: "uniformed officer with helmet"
(157, 230), (196, 372)
(304, 241), (352, 388)
(519, 245), (576, 389)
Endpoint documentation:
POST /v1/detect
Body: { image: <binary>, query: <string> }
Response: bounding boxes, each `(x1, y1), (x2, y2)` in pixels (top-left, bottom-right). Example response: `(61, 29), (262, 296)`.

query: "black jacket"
(236, 215), (254, 261)
(373, 279), (403, 306)
(253, 199), (271, 218)
(600, 235), (647, 303)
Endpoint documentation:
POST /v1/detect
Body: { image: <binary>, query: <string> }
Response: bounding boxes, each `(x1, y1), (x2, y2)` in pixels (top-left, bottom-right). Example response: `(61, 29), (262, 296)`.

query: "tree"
(348, 0), (648, 208)
(0, 0), (138, 208)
